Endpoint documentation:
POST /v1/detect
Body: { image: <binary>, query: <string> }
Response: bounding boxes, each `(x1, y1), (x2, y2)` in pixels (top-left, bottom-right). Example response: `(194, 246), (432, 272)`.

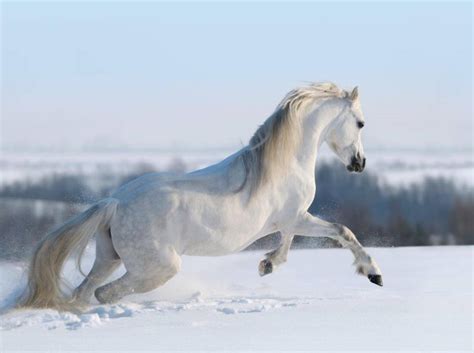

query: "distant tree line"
(308, 163), (473, 247)
(0, 159), (472, 260)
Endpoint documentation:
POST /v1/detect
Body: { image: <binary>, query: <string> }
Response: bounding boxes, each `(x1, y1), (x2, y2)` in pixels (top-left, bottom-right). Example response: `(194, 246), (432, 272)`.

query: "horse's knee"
(333, 224), (357, 244)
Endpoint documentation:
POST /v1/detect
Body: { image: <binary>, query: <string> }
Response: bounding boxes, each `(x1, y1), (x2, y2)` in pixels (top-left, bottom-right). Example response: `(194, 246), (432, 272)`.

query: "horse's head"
(325, 86), (366, 173)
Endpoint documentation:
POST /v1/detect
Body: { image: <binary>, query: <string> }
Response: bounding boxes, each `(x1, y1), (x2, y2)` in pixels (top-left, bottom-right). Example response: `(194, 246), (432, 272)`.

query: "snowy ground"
(0, 246), (472, 352)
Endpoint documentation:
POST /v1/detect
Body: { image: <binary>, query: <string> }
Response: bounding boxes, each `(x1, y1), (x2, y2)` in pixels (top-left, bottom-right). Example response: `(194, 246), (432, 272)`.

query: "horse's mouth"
(347, 156), (366, 173)
(346, 165), (364, 173)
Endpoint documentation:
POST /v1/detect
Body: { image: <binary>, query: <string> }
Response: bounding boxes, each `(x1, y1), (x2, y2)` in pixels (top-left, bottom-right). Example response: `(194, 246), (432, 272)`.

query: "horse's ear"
(350, 86), (359, 101)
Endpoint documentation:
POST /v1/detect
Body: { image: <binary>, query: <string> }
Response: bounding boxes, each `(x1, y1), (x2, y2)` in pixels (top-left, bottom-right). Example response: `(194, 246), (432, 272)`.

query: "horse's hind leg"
(94, 244), (181, 304)
(73, 228), (121, 304)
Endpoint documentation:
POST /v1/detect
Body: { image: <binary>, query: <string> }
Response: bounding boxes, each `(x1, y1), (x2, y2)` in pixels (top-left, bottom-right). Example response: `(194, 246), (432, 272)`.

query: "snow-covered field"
(1, 148), (473, 188)
(1, 246), (472, 352)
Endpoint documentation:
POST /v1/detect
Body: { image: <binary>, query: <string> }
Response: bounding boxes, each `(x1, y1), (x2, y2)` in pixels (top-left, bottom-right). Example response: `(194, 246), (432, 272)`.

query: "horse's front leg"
(258, 234), (294, 276)
(292, 212), (383, 286)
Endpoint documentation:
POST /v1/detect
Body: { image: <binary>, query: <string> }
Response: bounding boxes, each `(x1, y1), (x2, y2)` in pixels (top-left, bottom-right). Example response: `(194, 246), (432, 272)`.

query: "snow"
(1, 149), (473, 187)
(0, 246), (472, 352)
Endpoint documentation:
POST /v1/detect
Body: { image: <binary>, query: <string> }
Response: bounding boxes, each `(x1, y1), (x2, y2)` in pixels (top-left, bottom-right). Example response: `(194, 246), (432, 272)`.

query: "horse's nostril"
(349, 156), (365, 172)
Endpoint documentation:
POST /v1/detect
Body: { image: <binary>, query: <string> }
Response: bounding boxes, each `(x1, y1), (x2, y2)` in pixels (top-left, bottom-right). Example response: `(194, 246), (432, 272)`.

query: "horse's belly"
(180, 227), (262, 256)
(112, 184), (275, 257)
(172, 200), (269, 256)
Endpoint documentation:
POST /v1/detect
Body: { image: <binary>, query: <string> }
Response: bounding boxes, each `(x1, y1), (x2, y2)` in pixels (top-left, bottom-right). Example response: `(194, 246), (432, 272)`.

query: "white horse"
(19, 82), (383, 310)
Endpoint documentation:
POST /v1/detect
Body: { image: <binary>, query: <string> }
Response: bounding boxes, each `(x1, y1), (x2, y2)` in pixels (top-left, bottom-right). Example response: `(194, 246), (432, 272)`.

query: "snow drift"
(0, 246), (472, 351)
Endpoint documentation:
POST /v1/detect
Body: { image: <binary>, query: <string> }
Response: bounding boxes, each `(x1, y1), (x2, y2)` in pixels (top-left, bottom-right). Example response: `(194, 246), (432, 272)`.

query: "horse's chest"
(279, 174), (316, 210)
(256, 175), (315, 232)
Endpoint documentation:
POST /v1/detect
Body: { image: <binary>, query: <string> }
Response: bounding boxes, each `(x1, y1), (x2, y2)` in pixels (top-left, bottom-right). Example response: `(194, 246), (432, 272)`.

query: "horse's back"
(107, 152), (269, 256)
(112, 150), (247, 202)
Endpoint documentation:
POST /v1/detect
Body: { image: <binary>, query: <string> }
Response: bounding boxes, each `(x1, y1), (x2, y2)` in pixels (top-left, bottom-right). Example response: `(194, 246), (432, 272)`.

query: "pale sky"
(1, 1), (472, 152)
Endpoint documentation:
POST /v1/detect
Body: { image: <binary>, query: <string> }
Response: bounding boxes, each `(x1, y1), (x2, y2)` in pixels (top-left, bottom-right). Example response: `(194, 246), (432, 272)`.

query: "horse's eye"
(357, 121), (365, 129)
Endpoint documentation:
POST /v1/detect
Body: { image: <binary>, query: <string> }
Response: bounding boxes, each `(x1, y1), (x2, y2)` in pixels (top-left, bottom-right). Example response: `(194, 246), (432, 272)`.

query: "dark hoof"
(258, 259), (273, 276)
(368, 274), (383, 286)
(94, 288), (107, 304)
(95, 287), (117, 304)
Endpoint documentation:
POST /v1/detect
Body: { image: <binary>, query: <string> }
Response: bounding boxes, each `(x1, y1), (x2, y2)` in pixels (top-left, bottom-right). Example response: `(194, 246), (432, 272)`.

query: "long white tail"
(17, 198), (118, 310)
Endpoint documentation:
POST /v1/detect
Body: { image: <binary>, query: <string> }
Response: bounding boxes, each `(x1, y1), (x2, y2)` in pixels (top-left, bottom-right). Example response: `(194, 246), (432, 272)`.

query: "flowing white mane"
(241, 82), (348, 194)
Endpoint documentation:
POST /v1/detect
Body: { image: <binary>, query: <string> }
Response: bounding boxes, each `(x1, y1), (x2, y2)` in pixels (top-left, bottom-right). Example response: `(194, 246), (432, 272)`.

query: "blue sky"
(1, 1), (472, 151)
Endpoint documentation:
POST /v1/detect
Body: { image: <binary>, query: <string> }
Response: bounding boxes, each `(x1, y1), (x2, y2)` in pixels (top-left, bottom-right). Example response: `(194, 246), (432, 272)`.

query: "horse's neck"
(293, 99), (344, 176)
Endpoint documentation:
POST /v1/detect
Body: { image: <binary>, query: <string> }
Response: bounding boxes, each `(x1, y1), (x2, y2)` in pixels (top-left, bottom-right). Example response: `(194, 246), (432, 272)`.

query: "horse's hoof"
(258, 259), (273, 276)
(95, 287), (117, 304)
(94, 288), (108, 304)
(368, 274), (383, 286)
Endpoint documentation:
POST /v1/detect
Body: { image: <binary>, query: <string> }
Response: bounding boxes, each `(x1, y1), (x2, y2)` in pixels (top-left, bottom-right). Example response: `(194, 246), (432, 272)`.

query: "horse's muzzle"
(347, 156), (366, 173)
